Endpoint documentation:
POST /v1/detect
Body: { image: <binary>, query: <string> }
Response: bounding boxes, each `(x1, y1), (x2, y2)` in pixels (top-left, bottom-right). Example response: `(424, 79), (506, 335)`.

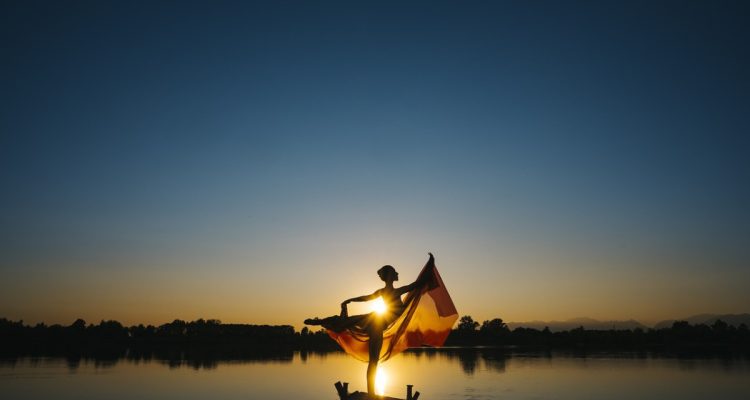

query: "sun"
(372, 297), (387, 315)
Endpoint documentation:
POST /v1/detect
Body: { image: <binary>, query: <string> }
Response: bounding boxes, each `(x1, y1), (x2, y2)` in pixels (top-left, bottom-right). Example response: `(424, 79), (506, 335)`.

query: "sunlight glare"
(372, 297), (387, 315)
(375, 367), (388, 396)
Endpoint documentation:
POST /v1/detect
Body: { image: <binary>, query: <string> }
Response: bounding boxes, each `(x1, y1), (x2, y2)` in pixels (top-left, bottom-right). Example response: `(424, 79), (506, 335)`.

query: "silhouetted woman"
(305, 253), (435, 395)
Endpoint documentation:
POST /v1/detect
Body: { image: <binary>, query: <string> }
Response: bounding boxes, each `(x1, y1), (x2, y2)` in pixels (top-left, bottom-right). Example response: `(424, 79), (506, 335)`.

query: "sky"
(1, 0), (749, 329)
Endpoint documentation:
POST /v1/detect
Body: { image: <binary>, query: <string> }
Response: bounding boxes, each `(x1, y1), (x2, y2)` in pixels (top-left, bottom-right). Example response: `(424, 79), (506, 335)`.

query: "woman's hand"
(340, 302), (349, 318)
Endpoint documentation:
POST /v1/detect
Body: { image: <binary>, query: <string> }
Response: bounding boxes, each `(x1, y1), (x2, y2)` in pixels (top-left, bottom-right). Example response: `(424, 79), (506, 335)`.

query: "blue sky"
(1, 1), (749, 326)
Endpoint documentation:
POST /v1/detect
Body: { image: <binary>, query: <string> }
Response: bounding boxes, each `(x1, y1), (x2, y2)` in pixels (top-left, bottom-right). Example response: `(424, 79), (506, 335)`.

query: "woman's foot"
(304, 317), (322, 325)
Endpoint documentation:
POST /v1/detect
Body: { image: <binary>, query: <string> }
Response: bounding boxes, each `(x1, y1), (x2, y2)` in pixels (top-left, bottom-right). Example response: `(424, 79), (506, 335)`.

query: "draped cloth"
(324, 257), (458, 362)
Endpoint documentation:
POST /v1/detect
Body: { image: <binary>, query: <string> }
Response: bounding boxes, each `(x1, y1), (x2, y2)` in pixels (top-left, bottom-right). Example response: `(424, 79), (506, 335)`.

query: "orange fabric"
(327, 258), (458, 362)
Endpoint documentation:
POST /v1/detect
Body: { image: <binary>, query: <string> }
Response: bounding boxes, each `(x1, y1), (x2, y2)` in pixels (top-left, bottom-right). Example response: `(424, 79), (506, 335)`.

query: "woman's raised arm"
(396, 253), (436, 295)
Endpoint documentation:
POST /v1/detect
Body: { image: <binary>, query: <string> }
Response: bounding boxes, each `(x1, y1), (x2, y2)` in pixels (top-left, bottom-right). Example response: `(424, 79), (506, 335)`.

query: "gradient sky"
(2, 1), (749, 328)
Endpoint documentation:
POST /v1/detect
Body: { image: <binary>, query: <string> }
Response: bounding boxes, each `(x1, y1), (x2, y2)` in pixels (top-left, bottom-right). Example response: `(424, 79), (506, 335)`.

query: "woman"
(305, 253), (435, 395)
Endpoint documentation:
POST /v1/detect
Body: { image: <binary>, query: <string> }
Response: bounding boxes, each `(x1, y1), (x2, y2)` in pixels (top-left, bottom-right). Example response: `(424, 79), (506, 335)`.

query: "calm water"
(1, 349), (748, 400)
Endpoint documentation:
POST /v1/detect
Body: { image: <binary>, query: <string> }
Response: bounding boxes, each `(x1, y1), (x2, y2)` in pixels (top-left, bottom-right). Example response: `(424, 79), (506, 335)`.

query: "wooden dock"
(334, 381), (420, 400)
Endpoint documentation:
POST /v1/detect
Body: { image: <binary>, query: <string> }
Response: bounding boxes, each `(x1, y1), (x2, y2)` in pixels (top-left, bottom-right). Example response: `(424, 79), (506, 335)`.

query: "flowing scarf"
(326, 257), (458, 362)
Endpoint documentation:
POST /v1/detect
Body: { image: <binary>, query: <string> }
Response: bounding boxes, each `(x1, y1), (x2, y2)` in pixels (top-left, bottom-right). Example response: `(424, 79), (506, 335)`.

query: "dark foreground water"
(1, 349), (748, 400)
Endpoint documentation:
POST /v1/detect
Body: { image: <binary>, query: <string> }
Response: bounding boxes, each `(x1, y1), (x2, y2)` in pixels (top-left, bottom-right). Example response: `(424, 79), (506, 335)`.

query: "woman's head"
(377, 265), (399, 282)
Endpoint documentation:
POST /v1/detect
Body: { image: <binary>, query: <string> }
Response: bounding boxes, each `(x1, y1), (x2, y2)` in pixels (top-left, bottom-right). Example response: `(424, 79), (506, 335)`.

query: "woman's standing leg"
(367, 316), (384, 395)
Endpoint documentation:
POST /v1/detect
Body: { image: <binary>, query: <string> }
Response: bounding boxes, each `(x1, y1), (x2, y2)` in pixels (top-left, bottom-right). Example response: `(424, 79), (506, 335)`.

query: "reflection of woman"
(305, 253), (435, 395)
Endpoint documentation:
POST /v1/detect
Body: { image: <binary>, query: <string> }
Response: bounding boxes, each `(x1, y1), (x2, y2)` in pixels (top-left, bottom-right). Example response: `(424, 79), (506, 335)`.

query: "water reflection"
(2, 345), (308, 371)
(406, 347), (750, 378)
(457, 349), (479, 374)
(2, 347), (750, 374)
(422, 348), (508, 375)
(2, 348), (749, 400)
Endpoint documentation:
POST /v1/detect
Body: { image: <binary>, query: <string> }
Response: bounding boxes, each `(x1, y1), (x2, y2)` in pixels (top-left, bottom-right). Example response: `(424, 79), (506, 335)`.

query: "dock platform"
(334, 381), (420, 400)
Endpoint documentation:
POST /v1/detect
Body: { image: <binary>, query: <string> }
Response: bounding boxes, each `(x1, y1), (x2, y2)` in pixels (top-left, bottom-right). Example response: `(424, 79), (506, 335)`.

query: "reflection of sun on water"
(372, 297), (387, 315)
(375, 367), (388, 396)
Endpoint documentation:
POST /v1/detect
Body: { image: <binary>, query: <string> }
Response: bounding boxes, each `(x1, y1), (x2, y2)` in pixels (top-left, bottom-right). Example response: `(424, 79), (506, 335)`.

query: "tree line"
(2, 315), (748, 356)
(0, 317), (337, 355)
(445, 316), (750, 349)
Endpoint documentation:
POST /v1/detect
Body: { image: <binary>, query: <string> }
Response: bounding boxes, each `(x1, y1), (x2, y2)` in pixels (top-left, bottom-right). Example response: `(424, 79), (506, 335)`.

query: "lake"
(1, 349), (748, 400)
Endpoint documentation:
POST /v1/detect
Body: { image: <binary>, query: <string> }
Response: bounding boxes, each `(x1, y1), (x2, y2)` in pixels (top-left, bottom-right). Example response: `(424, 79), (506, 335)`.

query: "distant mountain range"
(507, 314), (750, 332)
(652, 313), (750, 329)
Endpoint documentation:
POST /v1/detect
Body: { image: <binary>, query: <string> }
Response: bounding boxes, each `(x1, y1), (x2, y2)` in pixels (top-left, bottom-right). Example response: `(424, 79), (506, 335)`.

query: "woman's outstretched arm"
(342, 290), (380, 306)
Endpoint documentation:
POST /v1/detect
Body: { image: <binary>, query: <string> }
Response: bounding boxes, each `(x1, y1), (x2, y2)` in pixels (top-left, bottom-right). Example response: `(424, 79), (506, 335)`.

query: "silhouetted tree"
(457, 315), (479, 331)
(70, 319), (86, 331)
(90, 320), (128, 341)
(480, 318), (508, 334)
(479, 318), (509, 344)
(712, 319), (728, 331)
